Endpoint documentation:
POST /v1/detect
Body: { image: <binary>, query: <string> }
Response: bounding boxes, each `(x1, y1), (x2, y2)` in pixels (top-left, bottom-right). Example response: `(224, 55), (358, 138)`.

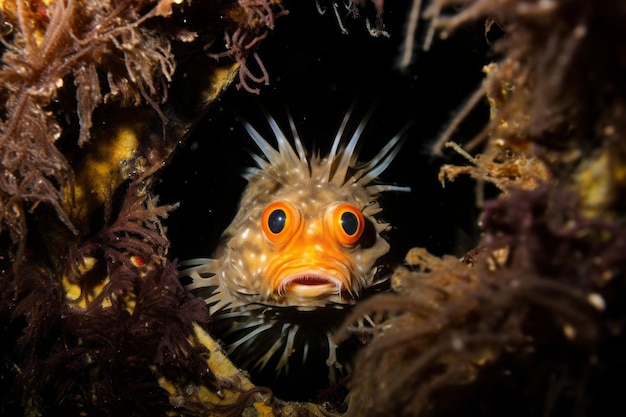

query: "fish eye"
(261, 201), (300, 243)
(331, 204), (365, 246)
(268, 209), (286, 234)
(340, 211), (360, 235)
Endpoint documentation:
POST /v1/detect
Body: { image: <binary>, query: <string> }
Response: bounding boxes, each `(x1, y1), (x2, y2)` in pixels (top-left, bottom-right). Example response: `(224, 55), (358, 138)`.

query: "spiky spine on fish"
(180, 108), (408, 394)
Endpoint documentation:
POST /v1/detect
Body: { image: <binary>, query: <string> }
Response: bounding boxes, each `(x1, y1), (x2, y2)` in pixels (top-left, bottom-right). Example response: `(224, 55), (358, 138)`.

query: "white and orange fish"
(180, 108), (408, 399)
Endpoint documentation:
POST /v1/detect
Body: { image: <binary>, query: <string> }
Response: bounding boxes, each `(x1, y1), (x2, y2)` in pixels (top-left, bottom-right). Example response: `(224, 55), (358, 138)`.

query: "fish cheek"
(352, 218), (391, 278)
(228, 225), (270, 293)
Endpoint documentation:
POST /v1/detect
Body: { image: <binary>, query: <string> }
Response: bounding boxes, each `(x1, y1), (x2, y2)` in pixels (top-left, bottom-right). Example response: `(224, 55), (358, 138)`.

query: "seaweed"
(0, 0), (291, 415)
(1, 166), (214, 416)
(206, 0), (288, 94)
(0, 0), (178, 268)
(2, 0), (625, 415)
(424, 0), (626, 159)
(340, 185), (625, 416)
(11, 264), (211, 417)
(335, 0), (626, 415)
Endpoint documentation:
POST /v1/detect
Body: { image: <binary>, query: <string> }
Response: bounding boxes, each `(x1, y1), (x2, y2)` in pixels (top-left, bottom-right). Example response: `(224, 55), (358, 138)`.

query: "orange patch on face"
(260, 201), (366, 299)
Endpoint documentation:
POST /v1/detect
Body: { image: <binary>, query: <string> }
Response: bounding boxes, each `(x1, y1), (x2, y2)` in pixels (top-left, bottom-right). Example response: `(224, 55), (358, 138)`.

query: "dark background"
(158, 1), (492, 265)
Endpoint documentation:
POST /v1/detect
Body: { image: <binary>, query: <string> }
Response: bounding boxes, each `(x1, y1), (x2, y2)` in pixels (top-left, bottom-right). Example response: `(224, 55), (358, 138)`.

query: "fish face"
(218, 181), (390, 309)
(268, 201), (366, 299)
(263, 200), (352, 300)
(181, 109), (410, 313)
(195, 109), (411, 311)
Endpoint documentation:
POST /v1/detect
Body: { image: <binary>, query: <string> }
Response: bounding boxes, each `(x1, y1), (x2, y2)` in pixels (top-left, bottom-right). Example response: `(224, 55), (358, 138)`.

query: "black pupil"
(268, 209), (286, 234)
(340, 211), (359, 236)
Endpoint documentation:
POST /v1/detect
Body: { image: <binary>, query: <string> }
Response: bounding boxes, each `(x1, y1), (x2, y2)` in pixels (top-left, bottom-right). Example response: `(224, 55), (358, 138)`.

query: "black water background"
(159, 1), (492, 264)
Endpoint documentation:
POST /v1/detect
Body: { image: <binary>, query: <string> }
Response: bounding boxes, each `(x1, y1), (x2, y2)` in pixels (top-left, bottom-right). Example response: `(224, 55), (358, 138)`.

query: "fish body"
(180, 109), (408, 399)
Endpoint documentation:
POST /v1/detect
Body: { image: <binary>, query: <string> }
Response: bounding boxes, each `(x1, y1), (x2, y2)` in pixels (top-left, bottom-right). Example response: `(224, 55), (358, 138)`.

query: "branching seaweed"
(338, 1), (626, 415)
(10, 262), (213, 416)
(418, 0), (626, 159)
(2, 163), (217, 415)
(63, 165), (177, 286)
(0, 0), (178, 269)
(438, 139), (551, 207)
(0, 0), (292, 415)
(206, 0), (288, 94)
(340, 186), (624, 417)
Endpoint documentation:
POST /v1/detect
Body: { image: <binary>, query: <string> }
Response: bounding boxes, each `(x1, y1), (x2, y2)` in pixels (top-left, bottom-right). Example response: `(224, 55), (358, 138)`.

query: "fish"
(179, 108), (409, 399)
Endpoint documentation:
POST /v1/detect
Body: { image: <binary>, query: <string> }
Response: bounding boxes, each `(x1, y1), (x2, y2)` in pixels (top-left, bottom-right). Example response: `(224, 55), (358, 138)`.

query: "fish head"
(203, 109), (409, 310)
(219, 177), (390, 308)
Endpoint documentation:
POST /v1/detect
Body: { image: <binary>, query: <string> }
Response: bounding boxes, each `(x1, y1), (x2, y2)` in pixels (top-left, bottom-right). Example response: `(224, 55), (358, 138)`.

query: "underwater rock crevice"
(1, 0), (625, 415)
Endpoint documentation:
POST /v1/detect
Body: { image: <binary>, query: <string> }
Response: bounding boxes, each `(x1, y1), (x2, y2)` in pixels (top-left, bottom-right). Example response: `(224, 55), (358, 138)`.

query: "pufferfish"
(179, 109), (409, 399)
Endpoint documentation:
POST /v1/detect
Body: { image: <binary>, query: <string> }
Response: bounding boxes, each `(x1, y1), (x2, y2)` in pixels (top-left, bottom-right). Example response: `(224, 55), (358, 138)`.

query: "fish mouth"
(278, 271), (344, 298)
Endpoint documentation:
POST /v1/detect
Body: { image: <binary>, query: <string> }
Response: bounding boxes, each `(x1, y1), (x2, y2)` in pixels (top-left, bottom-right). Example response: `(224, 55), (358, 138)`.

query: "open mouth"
(278, 272), (343, 298)
(291, 275), (335, 286)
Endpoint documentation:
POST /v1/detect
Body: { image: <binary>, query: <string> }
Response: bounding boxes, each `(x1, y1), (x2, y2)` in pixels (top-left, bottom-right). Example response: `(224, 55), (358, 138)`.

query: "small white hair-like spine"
(242, 108), (411, 195)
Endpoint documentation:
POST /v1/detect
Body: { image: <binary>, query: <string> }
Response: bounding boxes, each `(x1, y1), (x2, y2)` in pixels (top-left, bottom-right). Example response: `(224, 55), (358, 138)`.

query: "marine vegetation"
(0, 0), (297, 416)
(0, 0), (286, 267)
(336, 0), (626, 416)
(0, 0), (625, 415)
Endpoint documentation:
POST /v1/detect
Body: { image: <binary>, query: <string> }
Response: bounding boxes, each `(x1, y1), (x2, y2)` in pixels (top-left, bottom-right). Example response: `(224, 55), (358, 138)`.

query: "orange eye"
(331, 203), (365, 246)
(261, 201), (300, 243)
